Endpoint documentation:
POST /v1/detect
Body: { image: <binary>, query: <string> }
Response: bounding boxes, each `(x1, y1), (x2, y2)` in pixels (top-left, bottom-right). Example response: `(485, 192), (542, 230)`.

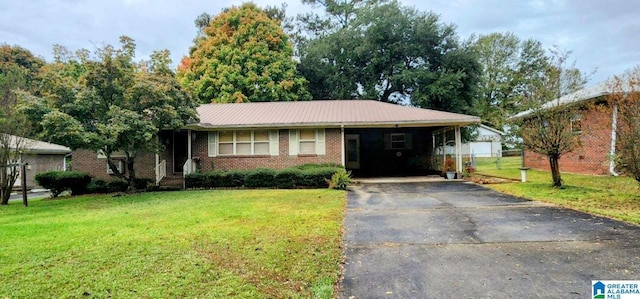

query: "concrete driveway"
(340, 182), (640, 298)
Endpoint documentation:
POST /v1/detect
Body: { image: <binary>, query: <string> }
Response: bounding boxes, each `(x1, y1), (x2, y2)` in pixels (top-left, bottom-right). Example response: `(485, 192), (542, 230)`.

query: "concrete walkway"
(340, 182), (640, 298)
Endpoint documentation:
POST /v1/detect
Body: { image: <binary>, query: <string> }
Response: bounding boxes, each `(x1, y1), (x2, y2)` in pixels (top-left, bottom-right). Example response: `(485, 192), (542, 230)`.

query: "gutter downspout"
(609, 104), (620, 176)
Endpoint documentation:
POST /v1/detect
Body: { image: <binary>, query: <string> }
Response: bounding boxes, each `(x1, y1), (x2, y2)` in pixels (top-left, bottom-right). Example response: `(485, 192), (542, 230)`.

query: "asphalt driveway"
(340, 182), (640, 298)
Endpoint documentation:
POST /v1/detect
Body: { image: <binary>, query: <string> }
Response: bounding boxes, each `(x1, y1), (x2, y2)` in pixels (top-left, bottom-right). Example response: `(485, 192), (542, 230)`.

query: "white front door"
(345, 134), (360, 169)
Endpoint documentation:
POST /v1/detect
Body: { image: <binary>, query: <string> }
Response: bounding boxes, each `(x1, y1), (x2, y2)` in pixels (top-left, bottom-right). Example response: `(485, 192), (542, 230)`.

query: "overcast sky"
(1, 0), (638, 85)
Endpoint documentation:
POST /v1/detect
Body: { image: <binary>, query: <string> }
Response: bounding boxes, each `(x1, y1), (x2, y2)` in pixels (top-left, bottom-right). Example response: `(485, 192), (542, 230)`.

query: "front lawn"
(474, 156), (640, 224)
(0, 189), (345, 298)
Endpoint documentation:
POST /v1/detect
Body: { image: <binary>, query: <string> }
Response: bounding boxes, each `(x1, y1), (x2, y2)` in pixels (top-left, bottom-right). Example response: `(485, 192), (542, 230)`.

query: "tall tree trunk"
(548, 155), (562, 187)
(126, 157), (136, 192)
(1, 166), (10, 205)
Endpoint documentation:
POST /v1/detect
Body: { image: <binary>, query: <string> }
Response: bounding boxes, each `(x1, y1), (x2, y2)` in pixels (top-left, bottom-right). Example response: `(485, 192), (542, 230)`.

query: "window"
(289, 129), (325, 155)
(209, 130), (277, 156)
(571, 114), (582, 134)
(299, 129), (317, 154)
(384, 133), (412, 150)
(390, 134), (406, 149)
(107, 160), (124, 175)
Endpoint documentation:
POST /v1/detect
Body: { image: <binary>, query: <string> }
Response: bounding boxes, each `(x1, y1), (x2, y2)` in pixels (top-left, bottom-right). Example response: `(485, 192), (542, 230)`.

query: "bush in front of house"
(35, 171), (92, 197)
(275, 168), (304, 189)
(244, 168), (276, 188)
(184, 165), (345, 189)
(185, 172), (209, 189)
(328, 168), (352, 190)
(301, 167), (343, 187)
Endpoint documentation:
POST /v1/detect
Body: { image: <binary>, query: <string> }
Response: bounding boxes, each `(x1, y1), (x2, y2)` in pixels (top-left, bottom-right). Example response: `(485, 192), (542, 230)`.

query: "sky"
(1, 0), (639, 85)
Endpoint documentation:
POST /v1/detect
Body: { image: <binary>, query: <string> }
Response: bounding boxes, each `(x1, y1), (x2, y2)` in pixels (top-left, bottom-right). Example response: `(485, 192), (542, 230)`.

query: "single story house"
(4, 134), (72, 189)
(513, 79), (631, 175)
(74, 100), (480, 185)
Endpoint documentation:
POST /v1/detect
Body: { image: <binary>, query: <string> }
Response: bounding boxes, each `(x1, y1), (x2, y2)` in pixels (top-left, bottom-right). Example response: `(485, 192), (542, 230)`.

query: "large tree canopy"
(178, 3), (311, 103)
(0, 44), (44, 204)
(471, 32), (549, 129)
(297, 0), (480, 114)
(19, 37), (199, 190)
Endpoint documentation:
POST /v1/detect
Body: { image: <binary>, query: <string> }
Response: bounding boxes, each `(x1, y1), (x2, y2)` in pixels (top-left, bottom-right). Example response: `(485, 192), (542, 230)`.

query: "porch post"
(442, 129), (446, 169)
(455, 126), (462, 173)
(187, 129), (192, 159)
(341, 125), (345, 166)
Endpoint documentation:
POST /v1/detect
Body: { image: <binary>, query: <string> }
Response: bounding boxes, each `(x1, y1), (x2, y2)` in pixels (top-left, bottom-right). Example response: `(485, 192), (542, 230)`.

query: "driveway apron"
(340, 182), (640, 298)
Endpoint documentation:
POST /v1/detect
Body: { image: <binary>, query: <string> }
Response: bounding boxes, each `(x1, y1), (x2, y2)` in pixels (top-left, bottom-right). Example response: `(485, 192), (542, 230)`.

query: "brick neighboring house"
(5, 134), (72, 189)
(73, 100), (480, 185)
(514, 80), (627, 175)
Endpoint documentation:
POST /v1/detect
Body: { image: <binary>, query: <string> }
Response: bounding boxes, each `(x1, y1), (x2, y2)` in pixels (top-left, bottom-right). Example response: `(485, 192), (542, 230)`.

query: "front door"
(345, 134), (360, 169)
(173, 131), (189, 173)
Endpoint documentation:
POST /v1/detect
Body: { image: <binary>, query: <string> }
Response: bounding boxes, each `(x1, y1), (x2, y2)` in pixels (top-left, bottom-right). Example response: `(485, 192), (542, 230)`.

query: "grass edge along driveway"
(475, 156), (640, 225)
(0, 189), (346, 298)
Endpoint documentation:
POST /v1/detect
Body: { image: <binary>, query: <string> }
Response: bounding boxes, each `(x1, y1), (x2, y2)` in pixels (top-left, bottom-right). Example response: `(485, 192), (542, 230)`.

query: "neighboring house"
(73, 100), (480, 183)
(5, 135), (72, 189)
(438, 124), (503, 158)
(513, 79), (628, 175)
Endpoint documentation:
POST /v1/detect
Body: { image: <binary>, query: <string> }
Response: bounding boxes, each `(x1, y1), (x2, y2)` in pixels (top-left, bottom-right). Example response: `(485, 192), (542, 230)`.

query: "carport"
(342, 111), (478, 177)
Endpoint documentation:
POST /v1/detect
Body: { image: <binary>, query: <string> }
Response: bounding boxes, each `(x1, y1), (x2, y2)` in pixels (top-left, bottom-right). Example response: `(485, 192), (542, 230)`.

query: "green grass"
(0, 189), (346, 298)
(473, 156), (640, 224)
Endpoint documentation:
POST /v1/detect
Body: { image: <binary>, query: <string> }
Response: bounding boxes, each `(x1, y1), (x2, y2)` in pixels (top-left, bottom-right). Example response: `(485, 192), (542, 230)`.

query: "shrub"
(275, 168), (304, 189)
(107, 180), (129, 193)
(185, 172), (208, 189)
(223, 170), (246, 187)
(86, 179), (109, 194)
(244, 168), (276, 188)
(301, 167), (342, 187)
(206, 171), (227, 188)
(133, 178), (153, 191)
(328, 168), (351, 190)
(35, 171), (92, 197)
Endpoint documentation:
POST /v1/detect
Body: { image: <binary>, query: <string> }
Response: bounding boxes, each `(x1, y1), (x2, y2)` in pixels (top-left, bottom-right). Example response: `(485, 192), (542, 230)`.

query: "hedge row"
(34, 171), (153, 197)
(185, 165), (344, 189)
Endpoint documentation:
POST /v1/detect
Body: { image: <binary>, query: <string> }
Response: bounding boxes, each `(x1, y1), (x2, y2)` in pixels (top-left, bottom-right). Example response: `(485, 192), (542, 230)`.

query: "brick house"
(73, 100), (479, 185)
(515, 80), (623, 175)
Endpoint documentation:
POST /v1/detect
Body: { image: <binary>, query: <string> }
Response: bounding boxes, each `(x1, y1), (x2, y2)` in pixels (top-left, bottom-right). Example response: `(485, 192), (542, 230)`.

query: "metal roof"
(512, 75), (640, 119)
(189, 100), (480, 129)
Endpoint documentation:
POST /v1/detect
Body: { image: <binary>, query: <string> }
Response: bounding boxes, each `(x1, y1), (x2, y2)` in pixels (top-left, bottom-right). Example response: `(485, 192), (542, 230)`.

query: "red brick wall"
(192, 128), (343, 171)
(524, 107), (613, 175)
(73, 149), (156, 180)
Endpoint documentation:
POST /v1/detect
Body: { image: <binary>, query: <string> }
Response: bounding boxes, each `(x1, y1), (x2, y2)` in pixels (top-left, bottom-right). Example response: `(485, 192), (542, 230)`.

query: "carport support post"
(455, 126), (462, 174)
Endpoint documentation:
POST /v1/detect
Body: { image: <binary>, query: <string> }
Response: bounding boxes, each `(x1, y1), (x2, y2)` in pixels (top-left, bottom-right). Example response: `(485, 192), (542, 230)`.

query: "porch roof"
(188, 100), (480, 129)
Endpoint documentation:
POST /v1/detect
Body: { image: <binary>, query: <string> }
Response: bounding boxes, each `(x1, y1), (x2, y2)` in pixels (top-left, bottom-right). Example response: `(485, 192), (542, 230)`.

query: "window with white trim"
(209, 130), (277, 156)
(289, 129), (326, 156)
(299, 129), (317, 154)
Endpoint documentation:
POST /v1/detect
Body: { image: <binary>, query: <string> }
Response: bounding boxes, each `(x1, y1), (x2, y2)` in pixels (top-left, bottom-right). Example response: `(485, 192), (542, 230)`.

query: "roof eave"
(185, 118), (480, 130)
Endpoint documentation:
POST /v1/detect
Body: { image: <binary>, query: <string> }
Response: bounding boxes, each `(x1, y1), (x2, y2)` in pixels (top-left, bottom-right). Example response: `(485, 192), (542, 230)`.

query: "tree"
(516, 49), (588, 187)
(0, 45), (43, 204)
(178, 3), (311, 103)
(19, 37), (199, 191)
(297, 0), (480, 114)
(471, 32), (549, 130)
(607, 67), (640, 186)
